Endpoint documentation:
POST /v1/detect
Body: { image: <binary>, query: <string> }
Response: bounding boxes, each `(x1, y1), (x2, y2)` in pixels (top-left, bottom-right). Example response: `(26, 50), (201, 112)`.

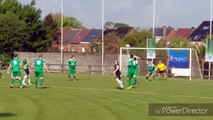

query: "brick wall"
(16, 52), (119, 74)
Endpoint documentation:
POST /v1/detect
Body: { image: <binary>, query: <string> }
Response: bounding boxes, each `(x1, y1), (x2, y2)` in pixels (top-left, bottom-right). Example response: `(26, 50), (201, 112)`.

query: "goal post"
(119, 47), (203, 80)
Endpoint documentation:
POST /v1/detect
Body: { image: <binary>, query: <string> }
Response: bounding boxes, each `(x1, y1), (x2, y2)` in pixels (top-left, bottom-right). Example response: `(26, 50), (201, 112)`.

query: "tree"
(0, 0), (22, 14)
(20, 0), (52, 52)
(90, 39), (101, 54)
(0, 13), (26, 62)
(119, 30), (152, 56)
(0, 0), (53, 62)
(62, 16), (83, 28)
(104, 21), (114, 29)
(114, 22), (129, 28)
(121, 30), (152, 47)
(104, 33), (122, 53)
(43, 13), (61, 51)
(193, 43), (205, 59)
(157, 37), (190, 48)
(104, 21), (129, 29)
(51, 13), (84, 29)
(90, 33), (122, 54)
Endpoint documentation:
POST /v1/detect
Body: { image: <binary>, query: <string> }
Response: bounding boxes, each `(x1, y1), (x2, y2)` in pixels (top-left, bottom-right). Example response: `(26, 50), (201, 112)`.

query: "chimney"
(191, 27), (195, 30)
(162, 26), (167, 39)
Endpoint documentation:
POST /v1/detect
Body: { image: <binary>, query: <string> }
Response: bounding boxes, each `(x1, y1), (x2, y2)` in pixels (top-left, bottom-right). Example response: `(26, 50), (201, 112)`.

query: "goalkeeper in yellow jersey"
(155, 60), (167, 79)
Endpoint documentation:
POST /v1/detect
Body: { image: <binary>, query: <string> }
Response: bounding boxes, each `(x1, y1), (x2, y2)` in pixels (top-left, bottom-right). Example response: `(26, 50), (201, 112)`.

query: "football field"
(0, 71), (213, 120)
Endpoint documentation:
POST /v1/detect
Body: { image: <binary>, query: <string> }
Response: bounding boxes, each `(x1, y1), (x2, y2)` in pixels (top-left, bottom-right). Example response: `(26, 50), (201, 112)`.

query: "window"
(71, 46), (74, 52)
(193, 34), (202, 41)
(202, 26), (209, 30)
(82, 46), (85, 53)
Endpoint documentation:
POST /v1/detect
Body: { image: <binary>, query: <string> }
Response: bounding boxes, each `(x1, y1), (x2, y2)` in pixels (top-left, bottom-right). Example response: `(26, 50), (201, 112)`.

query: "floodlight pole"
(151, 0), (156, 63)
(152, 0), (156, 38)
(60, 0), (64, 72)
(209, 0), (212, 79)
(101, 0), (105, 75)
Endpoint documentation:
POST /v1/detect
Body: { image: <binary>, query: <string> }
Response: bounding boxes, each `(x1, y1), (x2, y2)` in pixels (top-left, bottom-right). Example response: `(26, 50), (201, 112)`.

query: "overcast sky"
(19, 0), (211, 29)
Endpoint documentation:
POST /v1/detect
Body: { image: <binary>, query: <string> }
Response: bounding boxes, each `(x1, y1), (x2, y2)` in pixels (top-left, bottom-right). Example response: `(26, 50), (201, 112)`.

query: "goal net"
(119, 47), (203, 80)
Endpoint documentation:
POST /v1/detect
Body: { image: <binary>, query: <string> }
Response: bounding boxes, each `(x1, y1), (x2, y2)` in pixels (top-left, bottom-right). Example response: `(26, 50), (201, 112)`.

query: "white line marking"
(1, 82), (213, 100)
(52, 86), (213, 100)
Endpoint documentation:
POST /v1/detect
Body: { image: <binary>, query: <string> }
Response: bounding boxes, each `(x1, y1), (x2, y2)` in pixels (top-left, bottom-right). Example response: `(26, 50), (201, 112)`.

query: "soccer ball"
(14, 76), (19, 80)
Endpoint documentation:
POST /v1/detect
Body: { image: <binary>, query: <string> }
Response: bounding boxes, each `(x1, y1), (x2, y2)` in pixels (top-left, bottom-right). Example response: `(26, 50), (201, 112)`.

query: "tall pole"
(209, 0), (212, 79)
(152, 0), (156, 38)
(210, 0), (212, 39)
(102, 0), (105, 75)
(151, 0), (156, 63)
(61, 0), (64, 72)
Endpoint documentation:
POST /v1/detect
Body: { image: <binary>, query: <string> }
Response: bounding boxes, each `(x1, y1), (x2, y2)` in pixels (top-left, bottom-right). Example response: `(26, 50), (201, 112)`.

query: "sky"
(18, 0), (211, 29)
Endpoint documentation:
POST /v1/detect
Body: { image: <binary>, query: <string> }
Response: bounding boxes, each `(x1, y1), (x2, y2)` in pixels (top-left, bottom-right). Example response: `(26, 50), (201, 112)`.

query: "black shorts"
(116, 74), (121, 79)
(116, 72), (121, 79)
(158, 70), (166, 74)
(24, 69), (30, 75)
(148, 73), (153, 76)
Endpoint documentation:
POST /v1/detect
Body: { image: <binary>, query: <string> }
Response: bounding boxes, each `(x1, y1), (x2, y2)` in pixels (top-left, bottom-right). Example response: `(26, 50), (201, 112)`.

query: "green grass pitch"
(0, 70), (213, 120)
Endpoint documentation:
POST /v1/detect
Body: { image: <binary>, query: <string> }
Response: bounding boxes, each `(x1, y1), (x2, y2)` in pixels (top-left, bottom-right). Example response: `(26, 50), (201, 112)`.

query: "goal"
(119, 47), (203, 80)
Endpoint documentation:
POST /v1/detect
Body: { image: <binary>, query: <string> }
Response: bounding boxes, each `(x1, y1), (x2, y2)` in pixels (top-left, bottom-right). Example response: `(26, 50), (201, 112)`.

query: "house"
(80, 29), (102, 52)
(62, 29), (102, 53)
(81, 29), (102, 43)
(68, 29), (92, 53)
(190, 21), (213, 43)
(153, 26), (176, 42)
(63, 29), (80, 52)
(175, 28), (195, 38)
(48, 28), (70, 52)
(59, 27), (135, 53)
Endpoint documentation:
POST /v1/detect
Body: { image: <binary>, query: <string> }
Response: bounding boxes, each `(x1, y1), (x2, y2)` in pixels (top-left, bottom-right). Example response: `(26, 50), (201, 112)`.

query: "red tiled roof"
(63, 29), (71, 38)
(71, 29), (92, 44)
(63, 30), (80, 45)
(176, 28), (194, 38)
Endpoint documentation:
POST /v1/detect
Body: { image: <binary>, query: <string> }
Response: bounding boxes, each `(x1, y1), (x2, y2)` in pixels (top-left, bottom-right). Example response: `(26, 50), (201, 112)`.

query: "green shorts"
(69, 69), (76, 74)
(35, 71), (43, 78)
(134, 71), (139, 76)
(148, 71), (154, 76)
(127, 71), (134, 79)
(12, 71), (21, 77)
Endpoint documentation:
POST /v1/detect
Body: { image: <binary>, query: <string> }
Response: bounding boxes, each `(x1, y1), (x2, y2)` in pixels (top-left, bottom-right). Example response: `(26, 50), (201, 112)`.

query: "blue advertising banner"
(168, 50), (189, 68)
